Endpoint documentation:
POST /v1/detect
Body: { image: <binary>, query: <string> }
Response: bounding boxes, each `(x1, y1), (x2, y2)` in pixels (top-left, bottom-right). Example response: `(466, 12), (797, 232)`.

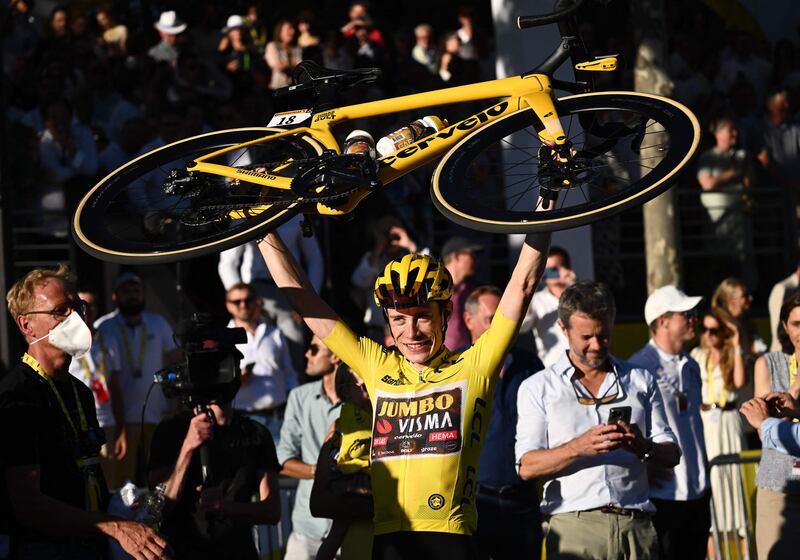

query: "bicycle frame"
(187, 73), (567, 218)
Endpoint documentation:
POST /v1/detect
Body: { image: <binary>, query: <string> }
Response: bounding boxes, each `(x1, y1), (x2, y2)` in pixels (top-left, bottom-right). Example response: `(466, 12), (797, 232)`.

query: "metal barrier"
(708, 450), (761, 560)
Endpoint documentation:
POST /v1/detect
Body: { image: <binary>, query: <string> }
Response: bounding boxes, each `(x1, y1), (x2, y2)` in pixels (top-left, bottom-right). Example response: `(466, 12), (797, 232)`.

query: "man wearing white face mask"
(0, 265), (171, 559)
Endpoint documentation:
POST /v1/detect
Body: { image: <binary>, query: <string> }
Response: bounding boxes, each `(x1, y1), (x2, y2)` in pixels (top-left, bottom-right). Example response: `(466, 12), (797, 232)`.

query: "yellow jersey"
(323, 309), (519, 535)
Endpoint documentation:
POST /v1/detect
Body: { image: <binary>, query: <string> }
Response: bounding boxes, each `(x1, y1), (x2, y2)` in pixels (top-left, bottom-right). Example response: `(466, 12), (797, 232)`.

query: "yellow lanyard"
(790, 354), (797, 386)
(22, 353), (103, 512)
(116, 318), (147, 375)
(706, 353), (728, 408)
(24, 353), (88, 435)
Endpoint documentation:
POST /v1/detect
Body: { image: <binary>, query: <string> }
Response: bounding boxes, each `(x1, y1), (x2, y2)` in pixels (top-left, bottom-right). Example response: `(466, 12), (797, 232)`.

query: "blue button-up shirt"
(276, 379), (342, 540)
(515, 353), (678, 514)
(761, 417), (800, 456)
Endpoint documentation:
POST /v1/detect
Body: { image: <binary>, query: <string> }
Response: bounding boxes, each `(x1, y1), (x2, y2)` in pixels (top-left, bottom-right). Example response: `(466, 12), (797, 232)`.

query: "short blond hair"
(6, 264), (76, 321)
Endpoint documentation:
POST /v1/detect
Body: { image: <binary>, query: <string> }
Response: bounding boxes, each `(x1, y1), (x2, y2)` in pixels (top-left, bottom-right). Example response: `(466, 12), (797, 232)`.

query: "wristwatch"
(638, 439), (655, 463)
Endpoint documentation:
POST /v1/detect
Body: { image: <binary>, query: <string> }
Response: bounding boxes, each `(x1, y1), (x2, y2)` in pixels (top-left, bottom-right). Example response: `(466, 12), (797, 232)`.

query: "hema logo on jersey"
(371, 381), (466, 461)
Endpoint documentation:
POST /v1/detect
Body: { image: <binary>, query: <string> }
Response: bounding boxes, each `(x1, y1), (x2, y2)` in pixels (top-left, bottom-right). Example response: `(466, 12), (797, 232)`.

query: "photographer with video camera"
(1, 266), (169, 559)
(147, 315), (282, 560)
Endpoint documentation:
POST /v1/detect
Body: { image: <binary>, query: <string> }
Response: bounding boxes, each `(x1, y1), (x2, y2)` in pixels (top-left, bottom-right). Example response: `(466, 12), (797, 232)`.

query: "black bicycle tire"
(430, 91), (700, 233)
(72, 128), (323, 264)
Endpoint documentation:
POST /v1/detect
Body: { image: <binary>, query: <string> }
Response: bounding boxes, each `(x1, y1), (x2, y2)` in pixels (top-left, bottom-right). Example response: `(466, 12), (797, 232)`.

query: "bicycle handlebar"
(517, 0), (584, 29)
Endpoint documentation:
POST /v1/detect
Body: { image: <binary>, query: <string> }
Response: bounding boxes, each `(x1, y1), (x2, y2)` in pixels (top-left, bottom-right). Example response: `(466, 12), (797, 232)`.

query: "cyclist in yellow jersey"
(258, 229), (549, 559)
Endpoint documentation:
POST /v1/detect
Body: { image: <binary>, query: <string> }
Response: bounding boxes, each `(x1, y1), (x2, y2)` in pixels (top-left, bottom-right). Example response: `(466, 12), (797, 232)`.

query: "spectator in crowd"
(629, 285), (709, 560)
(455, 6), (487, 62)
(712, 277), (766, 370)
(265, 19), (302, 90)
(348, 17), (386, 72)
(147, 361), (281, 559)
(754, 87), (800, 192)
(95, 272), (182, 487)
(753, 292), (800, 560)
(769, 263), (800, 352)
(341, 1), (385, 47)
(95, 7), (127, 59)
(350, 216), (425, 342)
(310, 364), (374, 560)
(464, 285), (543, 560)
(411, 23), (438, 74)
(69, 287), (126, 484)
(714, 30), (771, 101)
(277, 336), (342, 560)
(225, 282), (297, 442)
(258, 222), (549, 559)
(441, 235), (483, 351)
(521, 246), (575, 367)
(38, 98), (98, 236)
(167, 52), (232, 105)
(219, 215), (324, 373)
(149, 10), (187, 67)
(0, 266), (168, 559)
(297, 11), (322, 49)
(244, 2), (269, 55)
(696, 115), (756, 280)
(740, 390), (800, 560)
(691, 308), (747, 552)
(218, 15), (258, 95)
(516, 281), (680, 560)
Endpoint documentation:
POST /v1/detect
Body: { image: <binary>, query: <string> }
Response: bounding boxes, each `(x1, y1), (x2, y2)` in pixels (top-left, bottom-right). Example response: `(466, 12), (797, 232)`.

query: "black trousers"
(651, 494), (711, 560)
(372, 531), (476, 560)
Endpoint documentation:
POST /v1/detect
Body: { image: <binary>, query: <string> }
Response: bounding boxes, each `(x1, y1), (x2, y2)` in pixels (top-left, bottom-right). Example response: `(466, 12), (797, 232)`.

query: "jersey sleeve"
(462, 309), (520, 380)
(323, 321), (389, 396)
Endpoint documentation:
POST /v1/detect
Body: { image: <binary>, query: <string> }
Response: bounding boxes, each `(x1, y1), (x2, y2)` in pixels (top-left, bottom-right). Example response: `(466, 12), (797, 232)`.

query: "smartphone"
(607, 406), (632, 425)
(543, 267), (560, 280)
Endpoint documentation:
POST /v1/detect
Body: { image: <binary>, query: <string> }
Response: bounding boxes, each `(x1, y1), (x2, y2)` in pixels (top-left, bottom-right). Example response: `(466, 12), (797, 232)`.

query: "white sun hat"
(154, 11), (187, 35)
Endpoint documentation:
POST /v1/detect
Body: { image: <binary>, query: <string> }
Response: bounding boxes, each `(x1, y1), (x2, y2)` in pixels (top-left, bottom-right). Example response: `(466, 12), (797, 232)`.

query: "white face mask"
(31, 311), (93, 358)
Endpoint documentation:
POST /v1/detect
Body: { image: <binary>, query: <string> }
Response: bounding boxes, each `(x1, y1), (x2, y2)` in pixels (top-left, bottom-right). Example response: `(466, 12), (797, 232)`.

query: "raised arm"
(497, 232), (550, 323)
(258, 231), (340, 340)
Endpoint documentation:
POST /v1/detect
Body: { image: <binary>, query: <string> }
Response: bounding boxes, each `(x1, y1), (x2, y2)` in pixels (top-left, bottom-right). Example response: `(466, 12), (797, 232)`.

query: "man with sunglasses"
(516, 281), (680, 560)
(277, 335), (342, 559)
(225, 282), (297, 444)
(630, 285), (709, 560)
(258, 227), (550, 559)
(1, 265), (170, 559)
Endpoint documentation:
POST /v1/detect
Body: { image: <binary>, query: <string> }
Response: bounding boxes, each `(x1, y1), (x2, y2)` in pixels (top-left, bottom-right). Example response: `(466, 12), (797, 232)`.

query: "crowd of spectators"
(3, 1), (800, 557)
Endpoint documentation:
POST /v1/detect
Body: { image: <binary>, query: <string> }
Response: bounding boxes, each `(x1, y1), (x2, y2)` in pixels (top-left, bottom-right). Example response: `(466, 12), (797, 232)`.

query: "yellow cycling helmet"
(373, 253), (453, 309)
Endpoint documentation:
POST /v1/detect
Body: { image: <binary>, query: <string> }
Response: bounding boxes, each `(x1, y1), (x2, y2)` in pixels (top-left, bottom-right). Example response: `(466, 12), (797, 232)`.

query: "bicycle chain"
(177, 184), (361, 226)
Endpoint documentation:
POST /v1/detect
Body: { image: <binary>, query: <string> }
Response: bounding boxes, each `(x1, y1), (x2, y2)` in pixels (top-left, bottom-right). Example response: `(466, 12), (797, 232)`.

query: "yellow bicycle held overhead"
(72, 0), (700, 264)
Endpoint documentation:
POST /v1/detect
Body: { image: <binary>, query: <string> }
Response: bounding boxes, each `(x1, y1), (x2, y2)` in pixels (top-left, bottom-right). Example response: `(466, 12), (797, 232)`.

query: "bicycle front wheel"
(431, 91), (700, 233)
(72, 128), (323, 264)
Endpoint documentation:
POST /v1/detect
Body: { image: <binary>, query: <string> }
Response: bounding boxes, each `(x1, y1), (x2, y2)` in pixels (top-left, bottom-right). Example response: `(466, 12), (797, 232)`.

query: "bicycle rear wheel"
(72, 128), (323, 264)
(431, 92), (700, 233)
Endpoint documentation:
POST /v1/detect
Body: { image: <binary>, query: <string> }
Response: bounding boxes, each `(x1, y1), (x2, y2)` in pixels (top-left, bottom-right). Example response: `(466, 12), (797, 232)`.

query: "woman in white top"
(265, 19), (302, 90)
(690, 308), (747, 553)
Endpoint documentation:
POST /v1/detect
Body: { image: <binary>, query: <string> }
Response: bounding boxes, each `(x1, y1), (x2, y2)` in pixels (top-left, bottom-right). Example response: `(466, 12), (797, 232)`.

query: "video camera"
(154, 313), (246, 406)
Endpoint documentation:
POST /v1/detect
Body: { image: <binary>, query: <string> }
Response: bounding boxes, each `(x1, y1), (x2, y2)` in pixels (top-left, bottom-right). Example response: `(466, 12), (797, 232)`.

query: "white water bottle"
(376, 115), (446, 157)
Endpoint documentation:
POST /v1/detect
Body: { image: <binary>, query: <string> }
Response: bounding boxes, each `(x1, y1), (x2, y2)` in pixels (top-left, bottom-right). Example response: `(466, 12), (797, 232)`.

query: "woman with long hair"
(265, 19), (302, 90)
(752, 293), (800, 560)
(711, 277), (766, 366)
(690, 309), (747, 553)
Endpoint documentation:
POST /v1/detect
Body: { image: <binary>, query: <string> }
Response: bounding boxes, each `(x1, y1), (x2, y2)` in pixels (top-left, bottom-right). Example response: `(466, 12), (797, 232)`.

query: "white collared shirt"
(228, 319), (298, 410)
(520, 288), (569, 367)
(647, 340), (709, 501)
(516, 353), (678, 515)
